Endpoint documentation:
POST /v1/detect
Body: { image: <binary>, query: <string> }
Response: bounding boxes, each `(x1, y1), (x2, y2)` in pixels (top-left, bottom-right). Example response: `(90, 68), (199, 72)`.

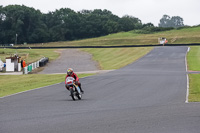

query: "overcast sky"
(1, 0), (200, 26)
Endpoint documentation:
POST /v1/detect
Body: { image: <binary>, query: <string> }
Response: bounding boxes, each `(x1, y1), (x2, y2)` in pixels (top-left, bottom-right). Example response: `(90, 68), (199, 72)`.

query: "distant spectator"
(165, 39), (168, 44)
(22, 59), (26, 74)
(22, 59), (26, 68)
(21, 58), (23, 68)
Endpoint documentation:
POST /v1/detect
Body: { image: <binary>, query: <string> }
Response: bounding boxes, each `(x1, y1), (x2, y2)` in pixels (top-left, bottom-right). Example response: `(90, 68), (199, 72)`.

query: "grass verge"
(0, 49), (60, 63)
(0, 74), (94, 98)
(0, 47), (153, 97)
(187, 46), (200, 102)
(17, 26), (200, 47)
(188, 74), (200, 102)
(82, 47), (153, 70)
(187, 46), (200, 71)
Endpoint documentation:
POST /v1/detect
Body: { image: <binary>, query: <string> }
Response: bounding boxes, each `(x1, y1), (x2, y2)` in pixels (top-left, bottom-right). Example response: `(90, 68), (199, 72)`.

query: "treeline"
(0, 5), (182, 45)
(0, 5), (144, 44)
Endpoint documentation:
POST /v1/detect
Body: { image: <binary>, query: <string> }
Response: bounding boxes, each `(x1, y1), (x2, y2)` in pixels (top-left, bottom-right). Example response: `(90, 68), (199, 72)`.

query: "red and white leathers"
(65, 72), (83, 93)
(65, 72), (79, 84)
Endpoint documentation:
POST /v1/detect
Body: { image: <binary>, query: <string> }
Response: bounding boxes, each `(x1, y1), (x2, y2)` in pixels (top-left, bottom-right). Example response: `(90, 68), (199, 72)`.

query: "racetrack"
(1, 46), (200, 133)
(39, 49), (99, 74)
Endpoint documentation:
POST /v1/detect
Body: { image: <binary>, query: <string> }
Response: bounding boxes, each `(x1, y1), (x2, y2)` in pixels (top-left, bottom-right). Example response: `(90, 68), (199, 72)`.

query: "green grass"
(0, 49), (60, 63)
(82, 47), (153, 70)
(0, 47), (153, 97)
(1, 26), (199, 100)
(187, 46), (200, 102)
(187, 46), (200, 71)
(151, 26), (200, 44)
(188, 74), (200, 102)
(0, 74), (94, 97)
(16, 26), (200, 47)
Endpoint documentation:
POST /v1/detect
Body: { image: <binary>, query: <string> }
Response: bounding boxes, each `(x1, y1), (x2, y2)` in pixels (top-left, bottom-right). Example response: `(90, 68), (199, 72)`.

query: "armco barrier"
(30, 65), (32, 72)
(28, 64), (32, 72)
(37, 61), (39, 67)
(34, 62), (37, 68)
(1, 43), (200, 50)
(32, 63), (34, 70)
(23, 67), (28, 74)
(27, 65), (30, 72)
(39, 57), (49, 67)
(22, 57), (49, 74)
(32, 62), (36, 70)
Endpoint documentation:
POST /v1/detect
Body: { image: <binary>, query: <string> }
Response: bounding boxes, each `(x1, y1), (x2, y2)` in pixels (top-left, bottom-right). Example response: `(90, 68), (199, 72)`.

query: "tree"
(0, 5), (48, 44)
(119, 15), (142, 31)
(0, 6), (6, 44)
(159, 14), (184, 28)
(171, 16), (184, 28)
(78, 9), (120, 38)
(158, 15), (171, 27)
(1, 5), (155, 44)
(142, 23), (154, 28)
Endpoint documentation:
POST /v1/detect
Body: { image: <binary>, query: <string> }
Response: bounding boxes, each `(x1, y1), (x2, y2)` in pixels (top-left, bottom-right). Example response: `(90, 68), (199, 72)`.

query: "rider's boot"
(80, 88), (84, 94)
(78, 83), (84, 94)
(79, 85), (84, 94)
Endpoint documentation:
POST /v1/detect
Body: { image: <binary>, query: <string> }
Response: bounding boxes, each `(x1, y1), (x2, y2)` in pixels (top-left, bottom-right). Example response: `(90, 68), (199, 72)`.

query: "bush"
(134, 27), (174, 34)
(177, 26), (191, 30)
(0, 51), (5, 54)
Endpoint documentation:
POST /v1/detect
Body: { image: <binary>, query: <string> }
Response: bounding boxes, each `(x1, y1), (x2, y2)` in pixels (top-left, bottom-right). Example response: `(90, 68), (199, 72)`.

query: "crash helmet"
(67, 68), (73, 76)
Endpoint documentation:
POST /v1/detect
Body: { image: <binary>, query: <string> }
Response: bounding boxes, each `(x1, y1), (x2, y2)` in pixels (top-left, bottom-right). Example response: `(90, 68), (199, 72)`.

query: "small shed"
(6, 56), (21, 72)
(158, 37), (168, 45)
(0, 59), (4, 71)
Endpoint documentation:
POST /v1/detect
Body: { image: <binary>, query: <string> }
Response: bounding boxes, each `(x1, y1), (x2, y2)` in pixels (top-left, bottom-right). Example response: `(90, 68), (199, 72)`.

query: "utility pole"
(15, 34), (18, 45)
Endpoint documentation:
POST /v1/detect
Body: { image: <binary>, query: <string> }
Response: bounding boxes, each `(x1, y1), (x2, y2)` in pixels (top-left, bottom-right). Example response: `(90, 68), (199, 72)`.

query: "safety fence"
(23, 57), (49, 74)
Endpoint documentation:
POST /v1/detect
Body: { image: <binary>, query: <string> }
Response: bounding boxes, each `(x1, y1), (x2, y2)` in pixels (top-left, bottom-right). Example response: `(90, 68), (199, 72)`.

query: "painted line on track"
(185, 47), (190, 103)
(0, 70), (113, 99)
(0, 73), (104, 99)
(0, 82), (62, 99)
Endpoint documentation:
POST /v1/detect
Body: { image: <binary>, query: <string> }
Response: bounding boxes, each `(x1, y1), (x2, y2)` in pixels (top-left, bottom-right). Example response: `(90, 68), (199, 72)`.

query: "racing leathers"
(65, 72), (84, 93)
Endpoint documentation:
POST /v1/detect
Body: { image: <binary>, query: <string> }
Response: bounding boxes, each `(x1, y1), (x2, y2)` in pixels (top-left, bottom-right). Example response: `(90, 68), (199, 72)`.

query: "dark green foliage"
(0, 5), (48, 44)
(134, 22), (174, 34)
(0, 5), (188, 45)
(0, 5), (146, 44)
(119, 15), (142, 31)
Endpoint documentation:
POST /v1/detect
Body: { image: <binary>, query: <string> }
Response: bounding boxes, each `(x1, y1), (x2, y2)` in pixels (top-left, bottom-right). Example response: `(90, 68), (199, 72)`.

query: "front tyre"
(70, 89), (75, 101)
(77, 92), (82, 100)
(75, 86), (82, 100)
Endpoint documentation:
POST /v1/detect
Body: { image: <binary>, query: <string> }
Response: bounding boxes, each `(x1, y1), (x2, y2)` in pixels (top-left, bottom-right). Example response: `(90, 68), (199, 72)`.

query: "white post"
(18, 63), (21, 71)
(23, 66), (28, 74)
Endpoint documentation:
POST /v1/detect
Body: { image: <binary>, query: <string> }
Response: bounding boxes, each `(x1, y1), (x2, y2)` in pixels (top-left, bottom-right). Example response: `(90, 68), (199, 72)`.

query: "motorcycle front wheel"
(77, 92), (82, 100)
(70, 89), (76, 101)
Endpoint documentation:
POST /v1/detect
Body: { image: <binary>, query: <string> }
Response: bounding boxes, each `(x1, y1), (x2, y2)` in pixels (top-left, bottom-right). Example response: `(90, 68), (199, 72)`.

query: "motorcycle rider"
(65, 68), (84, 94)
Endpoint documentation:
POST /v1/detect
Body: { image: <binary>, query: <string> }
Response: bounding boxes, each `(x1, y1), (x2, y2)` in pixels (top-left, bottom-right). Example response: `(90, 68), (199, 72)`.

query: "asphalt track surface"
(39, 49), (99, 74)
(1, 46), (200, 133)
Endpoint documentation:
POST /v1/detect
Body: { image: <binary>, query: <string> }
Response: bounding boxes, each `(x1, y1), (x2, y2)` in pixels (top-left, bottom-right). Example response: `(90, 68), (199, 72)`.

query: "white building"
(6, 56), (21, 72)
(0, 59), (4, 71)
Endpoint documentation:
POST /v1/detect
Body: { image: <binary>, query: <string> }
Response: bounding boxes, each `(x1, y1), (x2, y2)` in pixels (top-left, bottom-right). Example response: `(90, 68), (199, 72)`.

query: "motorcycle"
(65, 77), (82, 101)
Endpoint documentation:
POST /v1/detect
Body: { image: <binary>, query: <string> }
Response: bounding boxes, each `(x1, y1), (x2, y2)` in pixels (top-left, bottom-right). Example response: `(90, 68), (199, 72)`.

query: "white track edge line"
(0, 76), (90, 99)
(0, 82), (62, 99)
(185, 74), (189, 103)
(185, 47), (190, 103)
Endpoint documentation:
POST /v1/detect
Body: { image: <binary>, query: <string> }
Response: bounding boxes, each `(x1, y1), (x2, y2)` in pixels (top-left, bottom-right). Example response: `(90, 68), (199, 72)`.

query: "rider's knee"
(65, 84), (69, 90)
